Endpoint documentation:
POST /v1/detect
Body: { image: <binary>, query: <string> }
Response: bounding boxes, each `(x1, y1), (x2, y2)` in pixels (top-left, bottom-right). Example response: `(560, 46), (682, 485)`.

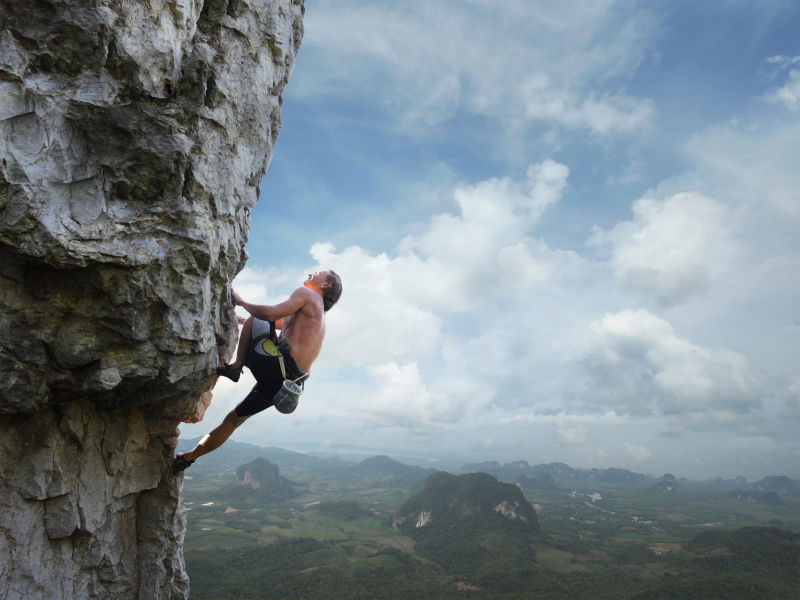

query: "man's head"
(304, 270), (342, 311)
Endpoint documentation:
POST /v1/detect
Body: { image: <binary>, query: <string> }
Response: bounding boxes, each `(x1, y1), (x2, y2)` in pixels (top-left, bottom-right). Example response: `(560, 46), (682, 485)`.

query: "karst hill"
(393, 472), (541, 580)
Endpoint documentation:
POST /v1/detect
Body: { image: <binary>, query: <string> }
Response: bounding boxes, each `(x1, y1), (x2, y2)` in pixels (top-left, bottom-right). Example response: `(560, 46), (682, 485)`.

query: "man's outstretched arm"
(232, 287), (311, 322)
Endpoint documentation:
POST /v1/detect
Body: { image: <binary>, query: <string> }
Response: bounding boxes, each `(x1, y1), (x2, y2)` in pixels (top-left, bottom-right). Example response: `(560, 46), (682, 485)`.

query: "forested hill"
(393, 472), (540, 577)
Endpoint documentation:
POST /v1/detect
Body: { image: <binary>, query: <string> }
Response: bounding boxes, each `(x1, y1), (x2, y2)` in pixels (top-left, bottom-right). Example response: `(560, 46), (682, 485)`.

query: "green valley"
(179, 441), (800, 599)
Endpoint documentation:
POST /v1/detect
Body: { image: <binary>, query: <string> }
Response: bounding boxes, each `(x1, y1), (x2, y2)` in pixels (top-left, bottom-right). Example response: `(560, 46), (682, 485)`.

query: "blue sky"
(182, 0), (800, 480)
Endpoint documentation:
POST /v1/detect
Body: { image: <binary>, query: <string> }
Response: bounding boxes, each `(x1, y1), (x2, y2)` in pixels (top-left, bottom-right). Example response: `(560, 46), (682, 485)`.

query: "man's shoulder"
(293, 285), (316, 298)
(293, 286), (324, 306)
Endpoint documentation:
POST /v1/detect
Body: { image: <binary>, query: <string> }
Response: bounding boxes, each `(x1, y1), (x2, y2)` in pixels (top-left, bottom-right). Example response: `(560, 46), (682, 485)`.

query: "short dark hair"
(323, 270), (342, 311)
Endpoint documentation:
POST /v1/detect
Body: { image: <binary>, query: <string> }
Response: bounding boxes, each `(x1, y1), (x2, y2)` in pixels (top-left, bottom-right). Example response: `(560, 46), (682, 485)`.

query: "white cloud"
(359, 362), (464, 427)
(521, 75), (654, 134)
(583, 309), (763, 423)
(770, 69), (800, 110)
(785, 376), (800, 420)
(200, 162), (576, 432)
(556, 425), (589, 445)
(642, 118), (800, 376)
(178, 3), (800, 483)
(308, 242), (443, 368)
(589, 192), (739, 306)
(298, 1), (657, 135)
(679, 119), (800, 220)
(231, 265), (301, 306)
(764, 55), (800, 68)
(623, 441), (652, 465)
(307, 161), (569, 371)
(764, 55), (800, 111)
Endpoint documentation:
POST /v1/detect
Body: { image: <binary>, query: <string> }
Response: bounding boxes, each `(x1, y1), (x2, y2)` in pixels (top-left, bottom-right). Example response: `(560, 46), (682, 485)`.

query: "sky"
(182, 0), (800, 481)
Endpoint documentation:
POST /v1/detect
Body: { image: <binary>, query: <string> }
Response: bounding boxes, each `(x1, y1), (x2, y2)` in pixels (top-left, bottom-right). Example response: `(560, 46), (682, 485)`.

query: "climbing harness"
(253, 320), (308, 414)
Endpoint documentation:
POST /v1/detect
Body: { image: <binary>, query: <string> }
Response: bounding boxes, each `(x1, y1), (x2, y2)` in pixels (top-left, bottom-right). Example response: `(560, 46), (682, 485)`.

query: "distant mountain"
(517, 471), (558, 491)
(709, 475), (800, 496)
(341, 455), (437, 489)
(597, 467), (647, 484)
(177, 437), (350, 474)
(394, 471), (539, 533)
(463, 460), (649, 485)
(652, 473), (679, 493)
(462, 460), (800, 489)
(463, 460), (574, 482)
(534, 462), (583, 479)
(462, 460), (501, 471)
(751, 476), (800, 496)
(235, 457), (292, 493)
(710, 475), (749, 488)
(393, 472), (539, 579)
(192, 456), (300, 507)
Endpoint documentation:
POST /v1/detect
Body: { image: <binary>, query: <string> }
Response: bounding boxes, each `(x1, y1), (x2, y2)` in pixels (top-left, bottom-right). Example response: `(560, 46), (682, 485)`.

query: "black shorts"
(234, 337), (304, 418)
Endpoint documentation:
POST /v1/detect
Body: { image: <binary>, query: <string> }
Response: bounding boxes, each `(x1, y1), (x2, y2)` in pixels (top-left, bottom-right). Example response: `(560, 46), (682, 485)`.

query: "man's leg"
(180, 408), (245, 462)
(230, 315), (253, 369)
(217, 316), (252, 381)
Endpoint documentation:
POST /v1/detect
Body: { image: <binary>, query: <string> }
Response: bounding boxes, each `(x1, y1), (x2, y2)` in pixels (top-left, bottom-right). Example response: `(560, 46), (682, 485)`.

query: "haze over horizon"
(181, 0), (800, 482)
(178, 434), (792, 485)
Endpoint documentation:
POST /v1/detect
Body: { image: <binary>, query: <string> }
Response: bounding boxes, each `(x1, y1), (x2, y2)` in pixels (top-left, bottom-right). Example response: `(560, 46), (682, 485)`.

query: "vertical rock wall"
(0, 1), (304, 598)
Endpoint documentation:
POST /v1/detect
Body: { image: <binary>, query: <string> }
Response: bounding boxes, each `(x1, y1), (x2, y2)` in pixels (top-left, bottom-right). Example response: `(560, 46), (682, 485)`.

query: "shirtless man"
(174, 270), (342, 471)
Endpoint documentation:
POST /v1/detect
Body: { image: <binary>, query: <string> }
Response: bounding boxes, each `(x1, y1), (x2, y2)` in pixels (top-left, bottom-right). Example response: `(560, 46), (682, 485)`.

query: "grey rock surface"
(0, 0), (304, 597)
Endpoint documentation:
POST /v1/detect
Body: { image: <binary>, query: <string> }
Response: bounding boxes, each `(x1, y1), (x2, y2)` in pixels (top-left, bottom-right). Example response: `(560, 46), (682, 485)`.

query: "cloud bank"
(181, 1), (800, 481)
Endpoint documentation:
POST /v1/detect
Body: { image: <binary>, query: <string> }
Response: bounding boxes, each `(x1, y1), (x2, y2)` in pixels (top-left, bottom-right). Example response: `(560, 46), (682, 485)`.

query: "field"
(180, 452), (800, 599)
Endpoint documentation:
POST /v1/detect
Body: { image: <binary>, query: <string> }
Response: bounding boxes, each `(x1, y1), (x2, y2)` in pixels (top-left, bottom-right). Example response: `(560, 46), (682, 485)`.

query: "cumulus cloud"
(231, 265), (302, 305)
(208, 162), (575, 430)
(358, 362), (464, 427)
(307, 242), (444, 368)
(588, 192), (739, 306)
(582, 309), (763, 423)
(308, 161), (569, 371)
(180, 4), (800, 482)
(641, 119), (800, 380)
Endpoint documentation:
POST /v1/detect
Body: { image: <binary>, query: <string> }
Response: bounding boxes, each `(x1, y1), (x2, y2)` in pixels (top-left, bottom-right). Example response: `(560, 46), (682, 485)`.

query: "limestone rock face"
(0, 1), (304, 598)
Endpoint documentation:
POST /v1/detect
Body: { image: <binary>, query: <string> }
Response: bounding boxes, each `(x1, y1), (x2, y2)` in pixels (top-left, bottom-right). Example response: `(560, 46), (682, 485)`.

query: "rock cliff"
(0, 1), (304, 598)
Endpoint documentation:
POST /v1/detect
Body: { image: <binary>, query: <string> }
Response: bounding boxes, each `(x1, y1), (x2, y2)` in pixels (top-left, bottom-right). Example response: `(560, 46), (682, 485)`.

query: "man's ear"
(322, 281), (332, 289)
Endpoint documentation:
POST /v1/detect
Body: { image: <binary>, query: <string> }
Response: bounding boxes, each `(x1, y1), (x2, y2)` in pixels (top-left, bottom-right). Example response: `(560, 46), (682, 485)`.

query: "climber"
(174, 270), (342, 472)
